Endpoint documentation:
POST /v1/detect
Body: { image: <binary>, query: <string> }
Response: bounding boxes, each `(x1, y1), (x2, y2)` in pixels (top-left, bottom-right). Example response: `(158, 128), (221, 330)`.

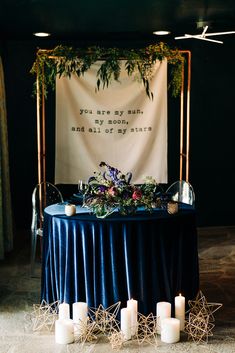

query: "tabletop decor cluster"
(82, 161), (170, 218)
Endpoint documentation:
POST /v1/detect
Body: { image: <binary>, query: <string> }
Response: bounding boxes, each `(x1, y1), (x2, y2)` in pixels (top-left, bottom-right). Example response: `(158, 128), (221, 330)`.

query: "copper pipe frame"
(179, 56), (184, 181)
(36, 60), (41, 186)
(179, 50), (191, 182)
(36, 49), (191, 186)
(41, 65), (46, 190)
(36, 57), (46, 225)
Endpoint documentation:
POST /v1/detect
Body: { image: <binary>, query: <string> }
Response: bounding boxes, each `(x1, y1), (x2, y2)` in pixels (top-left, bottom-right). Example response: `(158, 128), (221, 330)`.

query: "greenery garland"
(30, 42), (184, 99)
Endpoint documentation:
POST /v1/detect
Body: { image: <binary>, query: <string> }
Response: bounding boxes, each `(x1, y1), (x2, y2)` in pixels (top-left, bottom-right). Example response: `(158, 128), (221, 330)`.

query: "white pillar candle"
(59, 302), (70, 320)
(73, 302), (88, 334)
(127, 298), (138, 336)
(65, 204), (76, 216)
(175, 293), (185, 330)
(55, 318), (74, 344)
(156, 301), (171, 334)
(121, 308), (131, 341)
(161, 318), (180, 343)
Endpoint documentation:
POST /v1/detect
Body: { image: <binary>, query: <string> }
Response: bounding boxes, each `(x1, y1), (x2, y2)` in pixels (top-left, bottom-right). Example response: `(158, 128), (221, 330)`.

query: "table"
(41, 204), (199, 315)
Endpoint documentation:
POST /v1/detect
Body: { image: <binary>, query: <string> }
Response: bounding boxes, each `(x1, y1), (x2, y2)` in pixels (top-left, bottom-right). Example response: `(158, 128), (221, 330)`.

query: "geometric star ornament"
(185, 290), (222, 343)
(74, 302), (121, 346)
(188, 290), (223, 323)
(25, 300), (59, 332)
(135, 312), (158, 346)
(74, 318), (98, 345)
(108, 329), (125, 350)
(184, 312), (214, 343)
(89, 302), (121, 336)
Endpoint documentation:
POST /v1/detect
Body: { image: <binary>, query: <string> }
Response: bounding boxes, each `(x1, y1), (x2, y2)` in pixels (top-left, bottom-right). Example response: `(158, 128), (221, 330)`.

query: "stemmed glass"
(78, 180), (84, 194)
(78, 180), (87, 204)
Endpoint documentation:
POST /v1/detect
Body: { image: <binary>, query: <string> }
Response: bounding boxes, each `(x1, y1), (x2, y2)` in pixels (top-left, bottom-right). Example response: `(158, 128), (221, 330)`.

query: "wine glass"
(78, 180), (88, 196)
(78, 180), (84, 194)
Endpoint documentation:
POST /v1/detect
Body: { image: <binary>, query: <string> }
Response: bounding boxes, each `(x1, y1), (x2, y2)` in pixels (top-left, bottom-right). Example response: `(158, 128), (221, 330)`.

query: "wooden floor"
(198, 226), (235, 327)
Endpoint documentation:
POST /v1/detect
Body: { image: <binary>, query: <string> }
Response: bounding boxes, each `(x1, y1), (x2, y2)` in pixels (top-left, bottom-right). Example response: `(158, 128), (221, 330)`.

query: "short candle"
(55, 318), (74, 344)
(161, 317), (180, 343)
(65, 204), (76, 216)
(167, 201), (178, 214)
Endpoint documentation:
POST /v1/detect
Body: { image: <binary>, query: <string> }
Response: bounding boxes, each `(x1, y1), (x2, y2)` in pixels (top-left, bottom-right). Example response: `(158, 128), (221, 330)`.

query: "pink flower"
(108, 186), (118, 196)
(132, 189), (142, 200)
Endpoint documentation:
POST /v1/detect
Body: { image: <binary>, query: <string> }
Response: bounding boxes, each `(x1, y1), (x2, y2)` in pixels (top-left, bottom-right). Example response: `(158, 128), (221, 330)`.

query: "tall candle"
(161, 318), (180, 343)
(127, 299), (138, 336)
(73, 302), (88, 334)
(59, 303), (70, 320)
(55, 318), (74, 344)
(121, 308), (131, 341)
(156, 301), (171, 334)
(175, 293), (185, 330)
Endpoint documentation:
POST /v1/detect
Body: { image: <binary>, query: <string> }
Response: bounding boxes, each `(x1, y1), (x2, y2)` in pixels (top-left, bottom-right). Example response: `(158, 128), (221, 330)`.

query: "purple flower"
(98, 185), (107, 193)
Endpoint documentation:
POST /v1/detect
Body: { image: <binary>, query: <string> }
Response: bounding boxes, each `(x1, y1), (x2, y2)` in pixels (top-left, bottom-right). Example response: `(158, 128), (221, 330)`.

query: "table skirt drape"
(41, 206), (199, 315)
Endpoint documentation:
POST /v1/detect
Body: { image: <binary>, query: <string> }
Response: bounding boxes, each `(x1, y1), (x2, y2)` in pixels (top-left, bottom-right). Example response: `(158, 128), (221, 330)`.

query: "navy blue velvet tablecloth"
(41, 204), (199, 315)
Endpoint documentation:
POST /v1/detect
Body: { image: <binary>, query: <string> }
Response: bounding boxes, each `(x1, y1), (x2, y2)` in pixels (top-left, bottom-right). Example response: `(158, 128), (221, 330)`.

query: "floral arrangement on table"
(82, 161), (164, 218)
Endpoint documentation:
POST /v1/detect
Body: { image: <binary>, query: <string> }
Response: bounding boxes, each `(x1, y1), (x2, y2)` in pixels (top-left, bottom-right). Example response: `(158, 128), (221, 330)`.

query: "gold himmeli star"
(74, 318), (98, 345)
(89, 301), (121, 335)
(135, 312), (158, 346)
(188, 290), (223, 322)
(185, 311), (214, 343)
(26, 300), (59, 332)
(185, 290), (222, 343)
(108, 329), (125, 350)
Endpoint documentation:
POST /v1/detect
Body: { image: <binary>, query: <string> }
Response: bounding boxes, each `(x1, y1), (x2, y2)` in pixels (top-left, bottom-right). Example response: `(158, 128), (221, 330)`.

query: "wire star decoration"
(74, 302), (121, 346)
(89, 301), (121, 336)
(188, 290), (223, 322)
(74, 318), (98, 345)
(108, 329), (125, 350)
(185, 290), (222, 343)
(25, 300), (59, 332)
(135, 312), (158, 346)
(185, 312), (214, 343)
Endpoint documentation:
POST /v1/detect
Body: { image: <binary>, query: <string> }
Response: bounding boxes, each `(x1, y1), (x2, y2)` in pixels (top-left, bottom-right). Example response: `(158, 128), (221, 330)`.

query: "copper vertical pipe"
(41, 64), (46, 188)
(36, 57), (43, 229)
(37, 56), (46, 255)
(179, 50), (191, 182)
(36, 58), (42, 186)
(179, 59), (185, 181)
(186, 51), (191, 182)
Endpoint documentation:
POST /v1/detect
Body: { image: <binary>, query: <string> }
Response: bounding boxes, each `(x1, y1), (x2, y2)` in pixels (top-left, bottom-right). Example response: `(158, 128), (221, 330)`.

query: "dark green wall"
(2, 37), (235, 229)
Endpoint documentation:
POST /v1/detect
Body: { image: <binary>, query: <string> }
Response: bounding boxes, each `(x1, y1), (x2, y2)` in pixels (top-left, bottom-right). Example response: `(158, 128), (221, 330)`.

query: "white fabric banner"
(55, 60), (168, 184)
